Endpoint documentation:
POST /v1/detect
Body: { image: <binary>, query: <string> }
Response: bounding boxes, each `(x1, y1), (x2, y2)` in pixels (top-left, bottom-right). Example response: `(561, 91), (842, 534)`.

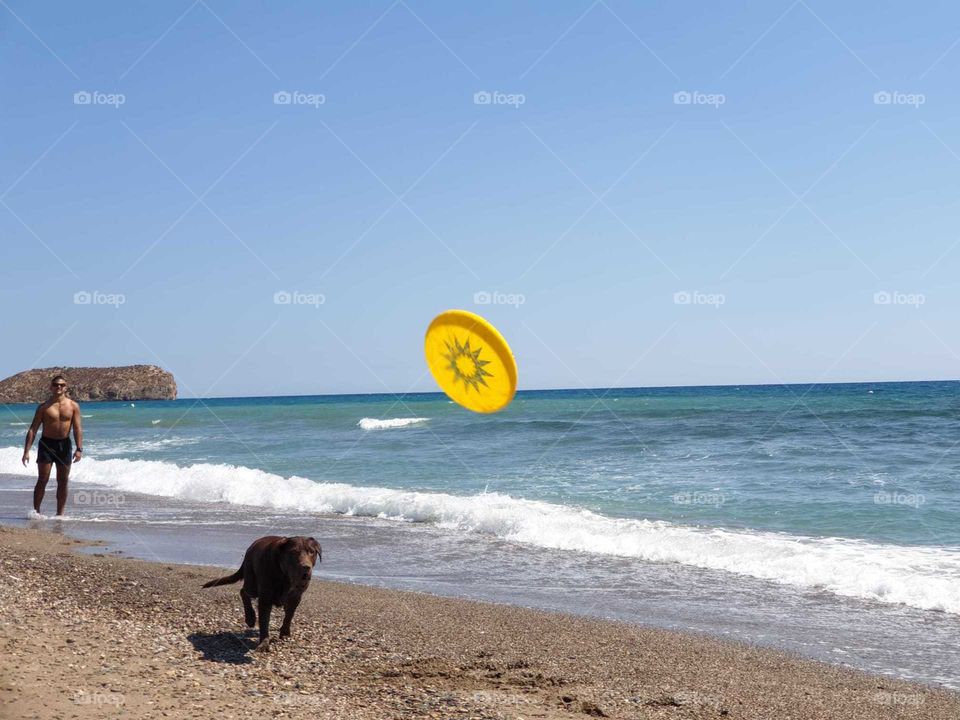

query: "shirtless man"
(22, 374), (83, 516)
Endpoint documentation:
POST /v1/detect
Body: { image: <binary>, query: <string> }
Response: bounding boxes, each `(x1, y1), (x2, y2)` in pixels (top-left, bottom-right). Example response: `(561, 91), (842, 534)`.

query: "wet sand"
(1, 524), (957, 719)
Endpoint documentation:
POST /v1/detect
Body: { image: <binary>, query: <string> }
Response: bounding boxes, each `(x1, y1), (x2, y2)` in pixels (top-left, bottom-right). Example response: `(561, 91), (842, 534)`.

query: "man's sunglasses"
(52, 383), (67, 387)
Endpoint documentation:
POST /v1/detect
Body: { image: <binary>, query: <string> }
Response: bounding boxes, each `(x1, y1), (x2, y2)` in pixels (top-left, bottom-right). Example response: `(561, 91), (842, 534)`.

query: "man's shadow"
(187, 629), (257, 664)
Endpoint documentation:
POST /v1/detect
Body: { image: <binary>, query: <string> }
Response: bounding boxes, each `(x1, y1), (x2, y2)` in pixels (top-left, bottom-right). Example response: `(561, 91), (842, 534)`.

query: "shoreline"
(2, 524), (958, 719)
(2, 468), (958, 692)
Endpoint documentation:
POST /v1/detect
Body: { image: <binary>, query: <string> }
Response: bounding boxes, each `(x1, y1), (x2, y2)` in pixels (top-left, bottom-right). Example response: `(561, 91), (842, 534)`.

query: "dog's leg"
(255, 597), (272, 651)
(278, 594), (301, 640)
(240, 588), (256, 628)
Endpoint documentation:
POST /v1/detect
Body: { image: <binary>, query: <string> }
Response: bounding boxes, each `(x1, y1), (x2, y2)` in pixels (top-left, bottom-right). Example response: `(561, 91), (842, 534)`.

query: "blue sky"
(2, 1), (959, 397)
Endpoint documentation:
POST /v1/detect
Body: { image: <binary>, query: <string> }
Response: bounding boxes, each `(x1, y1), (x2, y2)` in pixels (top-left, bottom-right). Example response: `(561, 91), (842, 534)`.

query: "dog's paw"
(255, 638), (271, 652)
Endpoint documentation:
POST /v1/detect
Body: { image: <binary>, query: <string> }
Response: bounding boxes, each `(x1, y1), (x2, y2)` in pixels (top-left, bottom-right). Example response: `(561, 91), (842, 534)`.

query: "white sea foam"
(8, 423), (27, 426)
(26, 510), (76, 521)
(357, 417), (429, 430)
(88, 437), (200, 456)
(1, 445), (959, 615)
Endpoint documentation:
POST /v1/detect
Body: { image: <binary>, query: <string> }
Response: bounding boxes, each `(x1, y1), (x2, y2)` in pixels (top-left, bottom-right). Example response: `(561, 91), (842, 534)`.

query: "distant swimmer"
(22, 374), (84, 516)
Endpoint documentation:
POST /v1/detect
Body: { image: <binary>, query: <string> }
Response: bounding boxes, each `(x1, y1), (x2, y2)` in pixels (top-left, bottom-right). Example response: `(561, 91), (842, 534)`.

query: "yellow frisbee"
(424, 309), (518, 413)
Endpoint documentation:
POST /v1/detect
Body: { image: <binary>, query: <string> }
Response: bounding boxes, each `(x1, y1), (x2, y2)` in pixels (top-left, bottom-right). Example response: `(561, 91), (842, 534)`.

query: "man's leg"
(33, 463), (52, 513)
(54, 463), (70, 516)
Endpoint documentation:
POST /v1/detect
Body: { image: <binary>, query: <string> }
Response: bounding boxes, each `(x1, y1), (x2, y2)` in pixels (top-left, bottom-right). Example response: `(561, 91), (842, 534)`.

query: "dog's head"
(280, 536), (322, 589)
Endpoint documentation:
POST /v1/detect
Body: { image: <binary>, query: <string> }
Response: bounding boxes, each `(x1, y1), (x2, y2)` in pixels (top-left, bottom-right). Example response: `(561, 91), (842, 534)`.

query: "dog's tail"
(202, 566), (243, 588)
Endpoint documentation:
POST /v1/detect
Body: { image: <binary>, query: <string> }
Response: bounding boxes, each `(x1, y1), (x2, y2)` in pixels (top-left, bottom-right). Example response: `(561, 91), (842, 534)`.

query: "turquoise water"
(2, 381), (960, 611)
(5, 381), (957, 546)
(3, 380), (960, 686)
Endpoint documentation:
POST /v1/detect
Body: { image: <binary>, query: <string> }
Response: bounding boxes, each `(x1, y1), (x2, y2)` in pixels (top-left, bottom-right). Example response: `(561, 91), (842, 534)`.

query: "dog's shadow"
(187, 629), (257, 664)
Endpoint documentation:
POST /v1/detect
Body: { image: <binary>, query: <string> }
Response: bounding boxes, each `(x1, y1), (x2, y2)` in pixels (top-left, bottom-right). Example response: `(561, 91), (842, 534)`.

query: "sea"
(1, 381), (958, 689)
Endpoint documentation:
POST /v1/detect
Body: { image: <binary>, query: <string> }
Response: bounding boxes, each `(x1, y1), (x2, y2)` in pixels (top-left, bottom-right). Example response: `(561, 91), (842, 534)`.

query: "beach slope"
(0, 525), (956, 719)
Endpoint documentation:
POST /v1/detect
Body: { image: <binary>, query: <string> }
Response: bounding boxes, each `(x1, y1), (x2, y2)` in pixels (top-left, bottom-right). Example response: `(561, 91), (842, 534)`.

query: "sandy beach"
(0, 525), (956, 719)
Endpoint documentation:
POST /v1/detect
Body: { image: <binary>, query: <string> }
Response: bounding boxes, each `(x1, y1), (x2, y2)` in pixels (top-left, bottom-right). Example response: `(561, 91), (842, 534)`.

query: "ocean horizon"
(151, 377), (960, 402)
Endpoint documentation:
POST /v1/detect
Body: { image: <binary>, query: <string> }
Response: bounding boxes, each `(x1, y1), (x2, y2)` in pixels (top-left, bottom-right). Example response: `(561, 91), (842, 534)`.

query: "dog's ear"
(278, 536), (296, 554)
(307, 537), (322, 561)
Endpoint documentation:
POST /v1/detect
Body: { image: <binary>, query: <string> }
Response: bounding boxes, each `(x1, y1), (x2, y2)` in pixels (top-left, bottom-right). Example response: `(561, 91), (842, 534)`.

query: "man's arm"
(72, 402), (83, 462)
(22, 405), (43, 466)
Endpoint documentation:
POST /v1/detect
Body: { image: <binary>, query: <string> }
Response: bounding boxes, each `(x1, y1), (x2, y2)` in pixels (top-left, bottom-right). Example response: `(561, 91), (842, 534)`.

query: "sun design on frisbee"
(443, 336), (493, 392)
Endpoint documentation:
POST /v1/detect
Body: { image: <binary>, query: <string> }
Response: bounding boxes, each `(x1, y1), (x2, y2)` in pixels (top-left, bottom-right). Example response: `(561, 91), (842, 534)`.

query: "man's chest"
(42, 402), (72, 423)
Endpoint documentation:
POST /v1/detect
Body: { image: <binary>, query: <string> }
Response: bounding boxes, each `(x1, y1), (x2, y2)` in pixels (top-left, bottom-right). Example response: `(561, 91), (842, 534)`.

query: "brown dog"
(202, 535), (321, 651)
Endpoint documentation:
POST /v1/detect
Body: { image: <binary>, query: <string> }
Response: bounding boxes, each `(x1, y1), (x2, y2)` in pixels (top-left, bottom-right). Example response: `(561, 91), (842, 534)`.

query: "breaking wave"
(1, 446), (958, 615)
(357, 417), (429, 430)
